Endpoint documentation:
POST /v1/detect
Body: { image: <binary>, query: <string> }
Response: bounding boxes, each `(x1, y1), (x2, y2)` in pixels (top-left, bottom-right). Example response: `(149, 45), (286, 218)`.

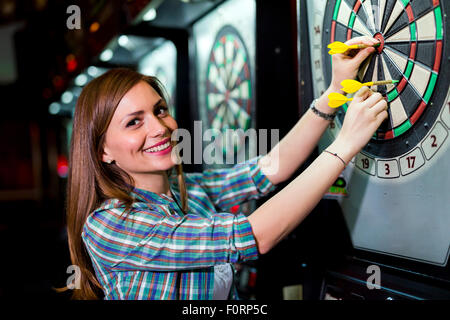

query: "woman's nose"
(146, 114), (168, 137)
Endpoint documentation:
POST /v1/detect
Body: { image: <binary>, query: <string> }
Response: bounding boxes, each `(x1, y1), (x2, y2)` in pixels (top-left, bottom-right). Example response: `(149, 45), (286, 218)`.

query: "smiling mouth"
(144, 140), (171, 153)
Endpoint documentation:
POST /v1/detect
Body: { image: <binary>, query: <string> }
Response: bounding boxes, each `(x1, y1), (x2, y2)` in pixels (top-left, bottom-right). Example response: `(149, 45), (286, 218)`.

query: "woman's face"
(102, 81), (178, 183)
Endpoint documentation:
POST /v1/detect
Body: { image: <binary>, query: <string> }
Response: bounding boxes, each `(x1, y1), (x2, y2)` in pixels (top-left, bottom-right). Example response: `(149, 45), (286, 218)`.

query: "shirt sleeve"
(82, 204), (259, 272)
(187, 156), (276, 211)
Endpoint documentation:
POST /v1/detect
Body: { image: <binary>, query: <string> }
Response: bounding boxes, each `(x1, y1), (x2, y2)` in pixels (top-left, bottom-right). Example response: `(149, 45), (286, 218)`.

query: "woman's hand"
(331, 87), (388, 161)
(330, 36), (379, 91)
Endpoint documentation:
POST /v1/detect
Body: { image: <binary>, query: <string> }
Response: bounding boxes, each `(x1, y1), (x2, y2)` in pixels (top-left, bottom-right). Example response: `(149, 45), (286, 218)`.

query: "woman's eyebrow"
(123, 99), (164, 118)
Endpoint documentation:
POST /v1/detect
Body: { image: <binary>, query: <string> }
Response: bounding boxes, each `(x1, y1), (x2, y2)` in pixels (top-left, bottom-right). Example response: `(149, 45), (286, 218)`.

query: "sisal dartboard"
(205, 25), (253, 155)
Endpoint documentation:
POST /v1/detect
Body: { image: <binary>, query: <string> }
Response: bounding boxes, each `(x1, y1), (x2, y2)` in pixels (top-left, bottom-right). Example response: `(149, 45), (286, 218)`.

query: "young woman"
(66, 36), (386, 299)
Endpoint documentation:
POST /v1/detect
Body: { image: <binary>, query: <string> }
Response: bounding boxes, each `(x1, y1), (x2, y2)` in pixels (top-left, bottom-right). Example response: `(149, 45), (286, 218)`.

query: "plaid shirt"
(82, 157), (275, 300)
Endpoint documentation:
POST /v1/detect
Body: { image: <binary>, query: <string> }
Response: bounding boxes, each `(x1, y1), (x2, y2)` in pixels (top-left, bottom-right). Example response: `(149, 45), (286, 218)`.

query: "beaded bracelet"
(310, 99), (336, 121)
(323, 150), (347, 168)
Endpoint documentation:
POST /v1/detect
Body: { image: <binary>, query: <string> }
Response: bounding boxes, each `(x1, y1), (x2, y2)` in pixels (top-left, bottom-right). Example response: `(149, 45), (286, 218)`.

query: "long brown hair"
(64, 68), (188, 299)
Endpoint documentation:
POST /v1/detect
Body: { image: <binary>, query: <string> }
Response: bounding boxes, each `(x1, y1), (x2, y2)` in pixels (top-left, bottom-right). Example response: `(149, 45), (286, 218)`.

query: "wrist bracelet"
(323, 150), (346, 168)
(310, 99), (336, 121)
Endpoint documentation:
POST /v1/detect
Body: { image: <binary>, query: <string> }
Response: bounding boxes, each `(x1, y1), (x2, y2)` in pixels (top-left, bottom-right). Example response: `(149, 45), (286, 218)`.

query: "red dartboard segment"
(331, 20), (336, 43)
(396, 77), (408, 94)
(405, 5), (414, 22)
(410, 101), (428, 125)
(433, 40), (443, 72)
(409, 42), (417, 60)
(353, 0), (361, 13)
(384, 130), (394, 140)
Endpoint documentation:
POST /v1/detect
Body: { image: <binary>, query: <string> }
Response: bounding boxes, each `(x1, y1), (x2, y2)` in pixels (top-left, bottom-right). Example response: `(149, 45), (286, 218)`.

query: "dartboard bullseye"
(205, 25), (253, 155)
(323, 0), (447, 159)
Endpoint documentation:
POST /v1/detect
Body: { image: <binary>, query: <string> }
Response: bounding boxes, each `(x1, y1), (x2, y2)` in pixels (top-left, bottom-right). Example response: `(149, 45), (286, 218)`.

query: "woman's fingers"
(370, 98), (388, 115)
(362, 91), (384, 107)
(345, 36), (379, 47)
(352, 47), (376, 65)
(353, 86), (372, 101)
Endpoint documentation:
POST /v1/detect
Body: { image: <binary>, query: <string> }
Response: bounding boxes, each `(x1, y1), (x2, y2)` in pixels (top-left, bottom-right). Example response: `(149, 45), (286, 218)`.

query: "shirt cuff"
(246, 155), (277, 196)
(231, 213), (259, 262)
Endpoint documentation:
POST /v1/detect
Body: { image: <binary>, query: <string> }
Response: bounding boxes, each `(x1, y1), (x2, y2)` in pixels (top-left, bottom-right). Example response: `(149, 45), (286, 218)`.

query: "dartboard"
(311, 0), (449, 177)
(205, 25), (253, 155)
(306, 0), (450, 266)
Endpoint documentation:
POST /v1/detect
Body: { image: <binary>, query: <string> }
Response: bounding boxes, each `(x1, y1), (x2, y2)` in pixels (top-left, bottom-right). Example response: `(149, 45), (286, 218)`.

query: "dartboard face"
(205, 25), (253, 155)
(306, 0), (450, 266)
(322, 0), (447, 160)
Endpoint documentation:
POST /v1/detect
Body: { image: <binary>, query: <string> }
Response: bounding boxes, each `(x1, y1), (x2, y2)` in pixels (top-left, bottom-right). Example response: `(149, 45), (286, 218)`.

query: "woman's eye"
(126, 118), (141, 127)
(156, 106), (169, 116)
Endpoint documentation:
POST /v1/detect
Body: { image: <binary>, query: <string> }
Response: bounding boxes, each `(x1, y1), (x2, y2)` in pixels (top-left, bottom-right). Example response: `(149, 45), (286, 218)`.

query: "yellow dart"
(340, 79), (400, 93)
(328, 92), (353, 108)
(327, 41), (380, 55)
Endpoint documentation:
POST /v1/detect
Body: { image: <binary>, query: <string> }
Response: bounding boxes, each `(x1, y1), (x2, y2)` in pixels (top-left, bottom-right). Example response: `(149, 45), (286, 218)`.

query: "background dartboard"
(322, 0), (447, 158)
(205, 25), (253, 156)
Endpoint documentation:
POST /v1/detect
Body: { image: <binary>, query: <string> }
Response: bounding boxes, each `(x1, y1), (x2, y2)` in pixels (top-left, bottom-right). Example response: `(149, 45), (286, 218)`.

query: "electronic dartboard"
(306, 0), (450, 266)
(193, 0), (256, 165)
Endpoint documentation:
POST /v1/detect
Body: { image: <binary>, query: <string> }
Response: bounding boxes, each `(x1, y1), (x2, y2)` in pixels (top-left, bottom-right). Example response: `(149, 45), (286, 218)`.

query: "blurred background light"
(74, 73), (88, 86)
(99, 49), (113, 62)
(48, 102), (61, 115)
(142, 8), (156, 21)
(118, 35), (129, 47)
(87, 66), (99, 77)
(61, 91), (73, 104)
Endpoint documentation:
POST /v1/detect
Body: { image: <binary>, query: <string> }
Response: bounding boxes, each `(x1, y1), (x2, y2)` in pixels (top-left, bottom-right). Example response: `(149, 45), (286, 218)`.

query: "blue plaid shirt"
(82, 157), (275, 299)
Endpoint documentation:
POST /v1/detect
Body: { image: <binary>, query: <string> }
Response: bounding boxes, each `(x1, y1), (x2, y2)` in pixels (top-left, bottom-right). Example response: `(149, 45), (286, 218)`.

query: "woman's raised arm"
(260, 36), (379, 185)
(249, 86), (387, 254)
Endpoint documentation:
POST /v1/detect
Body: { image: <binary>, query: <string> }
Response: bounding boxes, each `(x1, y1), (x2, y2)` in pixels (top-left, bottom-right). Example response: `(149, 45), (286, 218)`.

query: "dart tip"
(392, 80), (399, 84)
(373, 42), (381, 48)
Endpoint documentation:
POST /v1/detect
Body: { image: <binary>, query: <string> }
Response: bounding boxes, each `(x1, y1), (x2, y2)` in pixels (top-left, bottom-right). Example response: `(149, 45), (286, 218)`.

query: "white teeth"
(145, 141), (170, 153)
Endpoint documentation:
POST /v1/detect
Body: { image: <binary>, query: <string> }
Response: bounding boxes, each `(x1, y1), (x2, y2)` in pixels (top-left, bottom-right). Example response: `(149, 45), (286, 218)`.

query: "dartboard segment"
(205, 25), (254, 155)
(324, 0), (446, 158)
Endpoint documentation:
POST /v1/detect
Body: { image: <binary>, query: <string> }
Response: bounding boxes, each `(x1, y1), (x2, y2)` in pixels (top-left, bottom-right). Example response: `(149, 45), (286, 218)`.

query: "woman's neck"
(133, 171), (172, 196)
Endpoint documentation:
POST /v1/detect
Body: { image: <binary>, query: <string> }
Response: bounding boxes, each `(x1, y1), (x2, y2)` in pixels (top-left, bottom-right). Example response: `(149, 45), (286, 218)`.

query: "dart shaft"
(363, 80), (399, 86)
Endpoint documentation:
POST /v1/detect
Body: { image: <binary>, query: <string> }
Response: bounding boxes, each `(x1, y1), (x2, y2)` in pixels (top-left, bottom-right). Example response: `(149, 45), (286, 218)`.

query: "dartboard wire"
(228, 48), (245, 92)
(208, 57), (228, 97)
(359, 0), (377, 34)
(380, 48), (438, 132)
(377, 0), (387, 32)
(382, 0), (407, 37)
(225, 37), (241, 90)
(228, 53), (250, 96)
(223, 35), (235, 89)
(217, 39), (230, 92)
(383, 42), (438, 94)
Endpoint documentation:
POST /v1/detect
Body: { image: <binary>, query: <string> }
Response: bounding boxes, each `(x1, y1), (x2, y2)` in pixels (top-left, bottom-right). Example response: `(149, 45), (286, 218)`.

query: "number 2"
(431, 135), (437, 148)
